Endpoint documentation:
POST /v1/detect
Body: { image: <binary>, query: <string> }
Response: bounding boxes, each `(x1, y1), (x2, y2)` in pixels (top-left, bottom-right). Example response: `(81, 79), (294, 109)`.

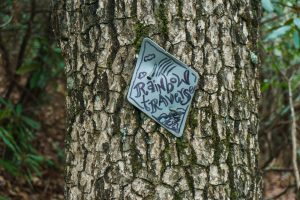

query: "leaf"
(16, 62), (39, 75)
(27, 154), (45, 163)
(0, 159), (19, 177)
(290, 57), (300, 66)
(294, 31), (300, 49)
(21, 116), (41, 129)
(53, 47), (62, 53)
(15, 104), (22, 116)
(6, 0), (13, 6)
(261, 81), (270, 92)
(265, 25), (291, 41)
(0, 195), (10, 200)
(29, 70), (47, 89)
(46, 159), (55, 167)
(280, 105), (290, 116)
(0, 97), (13, 110)
(262, 0), (274, 12)
(0, 128), (17, 153)
(0, 109), (11, 120)
(294, 18), (300, 29)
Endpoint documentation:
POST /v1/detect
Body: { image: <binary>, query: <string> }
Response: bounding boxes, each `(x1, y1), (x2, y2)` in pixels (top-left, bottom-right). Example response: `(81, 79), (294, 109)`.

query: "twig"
(16, 0), (35, 72)
(0, 34), (11, 76)
(261, 13), (287, 25)
(263, 168), (293, 173)
(5, 0), (36, 99)
(288, 78), (300, 190)
(0, 15), (12, 28)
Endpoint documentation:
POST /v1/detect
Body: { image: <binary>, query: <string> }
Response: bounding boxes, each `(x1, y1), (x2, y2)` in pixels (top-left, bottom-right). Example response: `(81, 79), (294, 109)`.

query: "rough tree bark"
(53, 0), (261, 199)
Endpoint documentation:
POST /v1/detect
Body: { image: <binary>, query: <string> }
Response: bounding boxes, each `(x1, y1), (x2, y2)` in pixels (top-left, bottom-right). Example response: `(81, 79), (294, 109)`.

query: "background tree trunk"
(53, 0), (261, 199)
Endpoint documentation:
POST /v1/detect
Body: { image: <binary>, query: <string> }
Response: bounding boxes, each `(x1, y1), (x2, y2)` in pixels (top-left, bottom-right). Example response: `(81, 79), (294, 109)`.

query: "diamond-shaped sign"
(127, 38), (199, 137)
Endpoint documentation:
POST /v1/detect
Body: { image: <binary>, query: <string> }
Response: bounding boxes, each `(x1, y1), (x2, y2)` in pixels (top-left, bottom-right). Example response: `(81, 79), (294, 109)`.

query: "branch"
(0, 15), (12, 28)
(288, 78), (300, 190)
(16, 0), (35, 72)
(263, 168), (293, 173)
(5, 0), (36, 99)
(0, 33), (11, 76)
(261, 13), (287, 25)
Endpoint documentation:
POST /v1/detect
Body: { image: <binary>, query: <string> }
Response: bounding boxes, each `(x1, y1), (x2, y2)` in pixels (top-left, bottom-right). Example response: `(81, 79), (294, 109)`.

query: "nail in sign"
(127, 38), (199, 137)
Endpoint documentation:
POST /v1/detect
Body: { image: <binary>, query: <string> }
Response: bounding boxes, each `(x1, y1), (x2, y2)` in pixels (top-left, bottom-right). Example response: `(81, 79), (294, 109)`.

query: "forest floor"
(0, 79), (65, 200)
(0, 79), (297, 199)
(260, 147), (296, 199)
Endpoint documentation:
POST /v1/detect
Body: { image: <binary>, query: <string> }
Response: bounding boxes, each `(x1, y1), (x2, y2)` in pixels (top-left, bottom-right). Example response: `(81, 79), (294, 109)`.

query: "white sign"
(127, 38), (199, 137)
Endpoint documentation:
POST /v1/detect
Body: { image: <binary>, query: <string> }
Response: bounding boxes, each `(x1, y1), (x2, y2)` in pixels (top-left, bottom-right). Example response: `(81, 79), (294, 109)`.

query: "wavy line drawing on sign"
(144, 53), (156, 62)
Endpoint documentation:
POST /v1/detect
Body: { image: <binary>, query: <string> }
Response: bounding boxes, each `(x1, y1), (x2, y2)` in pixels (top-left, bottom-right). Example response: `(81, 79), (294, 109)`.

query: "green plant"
(16, 37), (65, 90)
(261, 0), (300, 129)
(260, 0), (300, 195)
(0, 98), (52, 183)
(0, 195), (9, 200)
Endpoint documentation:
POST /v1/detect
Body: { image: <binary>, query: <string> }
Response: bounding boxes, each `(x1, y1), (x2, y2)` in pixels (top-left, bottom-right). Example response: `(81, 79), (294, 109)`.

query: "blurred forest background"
(0, 0), (299, 199)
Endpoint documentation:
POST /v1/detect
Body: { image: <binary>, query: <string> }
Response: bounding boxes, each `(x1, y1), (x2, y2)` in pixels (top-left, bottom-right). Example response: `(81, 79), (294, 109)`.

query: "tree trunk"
(53, 0), (262, 199)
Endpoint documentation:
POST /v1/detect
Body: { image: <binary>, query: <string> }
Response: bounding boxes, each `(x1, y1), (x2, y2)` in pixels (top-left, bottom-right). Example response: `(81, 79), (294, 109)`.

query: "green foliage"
(0, 0), (64, 180)
(265, 25), (291, 41)
(0, 0), (64, 195)
(293, 31), (300, 49)
(0, 98), (52, 182)
(262, 0), (274, 12)
(294, 18), (300, 29)
(21, 37), (65, 90)
(260, 0), (300, 166)
(0, 0), (13, 28)
(0, 195), (10, 200)
(262, 0), (300, 93)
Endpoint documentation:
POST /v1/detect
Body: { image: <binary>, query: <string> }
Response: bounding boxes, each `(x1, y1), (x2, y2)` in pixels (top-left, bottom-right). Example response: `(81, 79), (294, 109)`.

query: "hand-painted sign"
(127, 38), (199, 137)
